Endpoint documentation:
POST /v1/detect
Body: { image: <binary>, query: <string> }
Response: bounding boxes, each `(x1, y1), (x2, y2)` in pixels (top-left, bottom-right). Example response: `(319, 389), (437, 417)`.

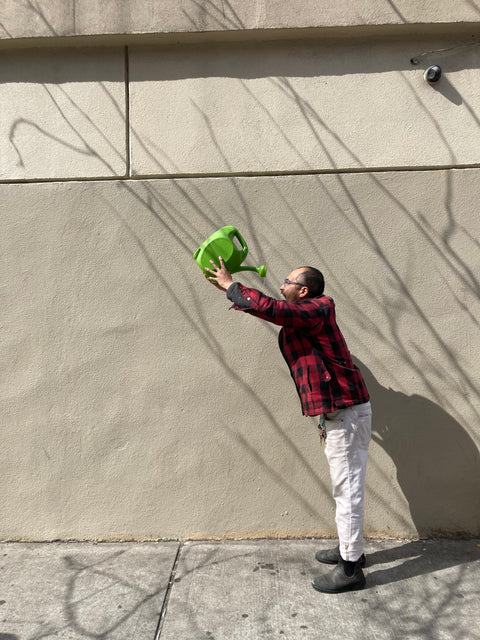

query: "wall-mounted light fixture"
(424, 65), (442, 84)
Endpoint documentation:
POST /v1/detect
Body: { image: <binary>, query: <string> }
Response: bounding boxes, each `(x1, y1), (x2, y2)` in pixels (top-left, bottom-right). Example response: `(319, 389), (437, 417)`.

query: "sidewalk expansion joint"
(154, 541), (183, 640)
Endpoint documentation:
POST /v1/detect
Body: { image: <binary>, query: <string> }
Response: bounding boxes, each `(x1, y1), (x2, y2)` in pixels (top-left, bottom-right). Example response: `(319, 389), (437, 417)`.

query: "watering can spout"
(194, 226), (267, 278)
(235, 264), (267, 277)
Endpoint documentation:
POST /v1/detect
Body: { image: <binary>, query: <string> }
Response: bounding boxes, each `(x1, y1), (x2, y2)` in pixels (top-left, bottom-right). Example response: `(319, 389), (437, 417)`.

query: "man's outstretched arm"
(204, 257), (328, 329)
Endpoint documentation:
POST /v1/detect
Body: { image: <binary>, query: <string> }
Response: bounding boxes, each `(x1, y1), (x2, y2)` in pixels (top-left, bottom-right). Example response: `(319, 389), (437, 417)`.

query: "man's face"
(280, 268), (308, 302)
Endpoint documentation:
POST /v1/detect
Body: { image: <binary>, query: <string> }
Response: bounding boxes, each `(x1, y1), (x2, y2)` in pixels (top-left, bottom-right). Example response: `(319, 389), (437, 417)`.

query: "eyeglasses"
(283, 278), (303, 287)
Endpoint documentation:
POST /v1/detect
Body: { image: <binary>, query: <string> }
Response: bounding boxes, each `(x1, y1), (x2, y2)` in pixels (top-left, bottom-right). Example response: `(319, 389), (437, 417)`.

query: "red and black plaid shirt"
(227, 283), (369, 416)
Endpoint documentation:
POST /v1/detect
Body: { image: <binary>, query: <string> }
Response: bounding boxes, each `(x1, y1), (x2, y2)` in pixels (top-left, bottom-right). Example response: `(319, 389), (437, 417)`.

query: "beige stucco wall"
(130, 37), (480, 175)
(3, 35), (480, 181)
(1, 6), (479, 540)
(1, 169), (479, 540)
(0, 47), (126, 180)
(2, 0), (480, 42)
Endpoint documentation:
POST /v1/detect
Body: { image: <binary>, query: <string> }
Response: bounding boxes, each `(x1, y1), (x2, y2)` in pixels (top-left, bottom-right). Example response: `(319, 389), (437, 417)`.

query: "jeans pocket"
(351, 410), (372, 447)
(326, 408), (343, 421)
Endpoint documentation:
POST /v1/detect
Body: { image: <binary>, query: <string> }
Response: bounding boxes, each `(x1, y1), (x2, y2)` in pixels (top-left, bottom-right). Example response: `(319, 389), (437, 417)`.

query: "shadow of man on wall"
(358, 360), (480, 538)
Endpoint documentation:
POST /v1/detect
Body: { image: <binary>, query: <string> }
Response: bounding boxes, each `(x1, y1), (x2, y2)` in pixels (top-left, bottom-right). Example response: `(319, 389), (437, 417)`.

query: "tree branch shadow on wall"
(5, 77), (335, 529)
(358, 360), (480, 538)
(5, 32), (480, 539)
(0, 0), (59, 39)
(173, 84), (480, 537)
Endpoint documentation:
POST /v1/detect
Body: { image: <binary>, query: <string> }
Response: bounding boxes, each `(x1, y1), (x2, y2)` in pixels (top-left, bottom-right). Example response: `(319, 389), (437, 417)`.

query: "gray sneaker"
(315, 545), (366, 568)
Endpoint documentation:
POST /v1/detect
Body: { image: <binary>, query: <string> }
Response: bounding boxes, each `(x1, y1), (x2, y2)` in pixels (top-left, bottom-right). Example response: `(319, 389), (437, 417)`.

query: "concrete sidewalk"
(0, 539), (479, 640)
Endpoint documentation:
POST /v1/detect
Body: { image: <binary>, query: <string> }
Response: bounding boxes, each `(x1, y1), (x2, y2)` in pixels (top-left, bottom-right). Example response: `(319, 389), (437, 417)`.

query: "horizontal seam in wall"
(2, 22), (480, 51)
(1, 163), (480, 185)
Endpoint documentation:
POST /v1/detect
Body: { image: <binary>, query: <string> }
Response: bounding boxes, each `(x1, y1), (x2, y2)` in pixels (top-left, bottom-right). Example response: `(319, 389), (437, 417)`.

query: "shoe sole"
(311, 578), (366, 594)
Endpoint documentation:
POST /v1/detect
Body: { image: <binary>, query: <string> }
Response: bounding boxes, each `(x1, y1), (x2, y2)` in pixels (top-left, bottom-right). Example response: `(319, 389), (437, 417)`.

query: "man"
(205, 257), (372, 593)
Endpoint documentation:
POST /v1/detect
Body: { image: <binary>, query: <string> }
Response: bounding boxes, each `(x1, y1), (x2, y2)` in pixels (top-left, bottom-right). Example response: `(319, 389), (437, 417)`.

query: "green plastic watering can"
(194, 226), (267, 277)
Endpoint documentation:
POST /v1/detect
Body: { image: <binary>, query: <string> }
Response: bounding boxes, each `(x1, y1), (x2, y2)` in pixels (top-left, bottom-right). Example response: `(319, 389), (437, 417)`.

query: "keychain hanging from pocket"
(318, 414), (327, 443)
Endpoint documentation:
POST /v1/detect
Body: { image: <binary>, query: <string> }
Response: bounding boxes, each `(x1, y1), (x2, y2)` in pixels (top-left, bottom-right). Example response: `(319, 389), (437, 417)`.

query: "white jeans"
(323, 401), (372, 562)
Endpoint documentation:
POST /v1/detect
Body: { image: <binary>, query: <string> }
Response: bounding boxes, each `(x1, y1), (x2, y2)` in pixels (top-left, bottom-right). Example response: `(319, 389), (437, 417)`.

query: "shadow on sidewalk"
(364, 540), (480, 588)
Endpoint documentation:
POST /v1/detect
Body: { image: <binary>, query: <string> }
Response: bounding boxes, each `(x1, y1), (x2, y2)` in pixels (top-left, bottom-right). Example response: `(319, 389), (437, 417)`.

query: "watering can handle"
(231, 228), (248, 258)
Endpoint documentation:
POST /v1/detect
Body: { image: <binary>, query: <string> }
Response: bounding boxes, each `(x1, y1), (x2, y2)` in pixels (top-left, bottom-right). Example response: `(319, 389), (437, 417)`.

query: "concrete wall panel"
(2, 0), (480, 41)
(129, 38), (480, 175)
(0, 0), (75, 40)
(1, 169), (478, 540)
(73, 0), (480, 35)
(0, 48), (126, 180)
